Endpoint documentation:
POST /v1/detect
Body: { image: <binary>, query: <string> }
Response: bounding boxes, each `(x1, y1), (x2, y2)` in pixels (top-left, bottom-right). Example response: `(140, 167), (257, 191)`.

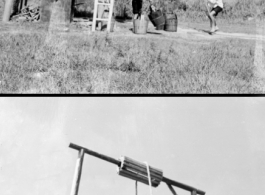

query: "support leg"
(191, 190), (197, 195)
(135, 181), (138, 195)
(70, 149), (85, 195)
(167, 184), (177, 195)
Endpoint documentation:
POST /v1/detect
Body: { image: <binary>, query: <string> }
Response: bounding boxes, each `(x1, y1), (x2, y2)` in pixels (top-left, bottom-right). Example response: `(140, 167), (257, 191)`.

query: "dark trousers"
(132, 0), (142, 14)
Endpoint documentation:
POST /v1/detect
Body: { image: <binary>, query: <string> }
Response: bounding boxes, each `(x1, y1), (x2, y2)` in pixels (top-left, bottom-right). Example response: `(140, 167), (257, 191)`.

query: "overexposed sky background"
(0, 98), (264, 195)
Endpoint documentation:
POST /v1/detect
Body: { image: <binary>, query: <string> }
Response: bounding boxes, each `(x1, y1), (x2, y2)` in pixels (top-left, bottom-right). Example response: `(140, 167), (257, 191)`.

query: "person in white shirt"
(205, 0), (224, 33)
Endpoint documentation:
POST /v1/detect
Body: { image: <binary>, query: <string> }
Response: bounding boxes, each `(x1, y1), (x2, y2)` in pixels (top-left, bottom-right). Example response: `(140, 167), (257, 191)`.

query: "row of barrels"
(133, 10), (178, 34)
(117, 156), (163, 187)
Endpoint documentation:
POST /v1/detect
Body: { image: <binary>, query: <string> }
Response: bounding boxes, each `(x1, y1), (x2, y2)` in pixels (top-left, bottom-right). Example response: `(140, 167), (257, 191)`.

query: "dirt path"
(112, 21), (265, 41)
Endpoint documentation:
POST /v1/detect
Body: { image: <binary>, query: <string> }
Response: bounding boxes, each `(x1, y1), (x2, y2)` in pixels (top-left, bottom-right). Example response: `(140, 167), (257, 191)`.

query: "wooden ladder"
(92, 0), (115, 32)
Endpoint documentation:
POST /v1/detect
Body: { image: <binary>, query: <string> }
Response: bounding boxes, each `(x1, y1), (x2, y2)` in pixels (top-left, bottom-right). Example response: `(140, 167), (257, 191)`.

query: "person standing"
(132, 0), (142, 19)
(205, 0), (223, 33)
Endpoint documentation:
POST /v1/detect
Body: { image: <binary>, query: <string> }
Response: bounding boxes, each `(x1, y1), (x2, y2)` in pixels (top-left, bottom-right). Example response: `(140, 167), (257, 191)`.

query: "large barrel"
(164, 13), (178, 32)
(133, 18), (148, 34)
(148, 10), (165, 30)
(117, 156), (163, 187)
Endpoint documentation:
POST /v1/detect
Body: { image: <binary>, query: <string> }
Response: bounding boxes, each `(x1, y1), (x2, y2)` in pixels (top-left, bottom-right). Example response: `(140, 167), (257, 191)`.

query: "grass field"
(0, 22), (263, 94)
(0, 0), (264, 94)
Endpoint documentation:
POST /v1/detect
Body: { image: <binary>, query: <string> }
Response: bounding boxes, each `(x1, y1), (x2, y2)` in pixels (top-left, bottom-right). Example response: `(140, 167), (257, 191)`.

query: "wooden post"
(2, 0), (14, 22)
(70, 149), (85, 195)
(136, 181), (138, 195)
(191, 190), (197, 195)
(70, 0), (75, 22)
(167, 184), (177, 195)
(19, 0), (23, 11)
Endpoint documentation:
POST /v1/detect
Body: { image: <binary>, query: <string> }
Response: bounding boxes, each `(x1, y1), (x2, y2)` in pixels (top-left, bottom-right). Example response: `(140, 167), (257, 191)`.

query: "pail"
(133, 18), (148, 34)
(149, 10), (165, 30)
(164, 14), (178, 32)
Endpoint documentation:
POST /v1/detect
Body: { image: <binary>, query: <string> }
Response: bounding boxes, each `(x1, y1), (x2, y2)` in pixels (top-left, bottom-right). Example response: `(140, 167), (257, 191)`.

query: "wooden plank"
(123, 162), (163, 181)
(135, 181), (138, 195)
(69, 143), (121, 166)
(124, 156), (163, 175)
(167, 184), (177, 195)
(191, 190), (197, 195)
(118, 169), (159, 187)
(92, 0), (98, 31)
(162, 177), (205, 195)
(2, 0), (15, 22)
(125, 156), (163, 174)
(70, 149), (85, 195)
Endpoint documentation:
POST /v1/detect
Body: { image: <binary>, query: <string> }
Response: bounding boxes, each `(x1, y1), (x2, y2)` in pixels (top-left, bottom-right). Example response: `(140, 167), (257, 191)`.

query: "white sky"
(0, 98), (264, 195)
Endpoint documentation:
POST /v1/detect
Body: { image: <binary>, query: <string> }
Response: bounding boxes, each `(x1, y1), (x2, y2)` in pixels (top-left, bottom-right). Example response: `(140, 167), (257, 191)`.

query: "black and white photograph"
(0, 0), (264, 93)
(0, 97), (264, 195)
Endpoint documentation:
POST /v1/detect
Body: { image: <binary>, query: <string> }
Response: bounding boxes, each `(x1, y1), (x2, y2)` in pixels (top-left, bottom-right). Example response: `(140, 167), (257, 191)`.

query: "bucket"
(164, 14), (178, 32)
(133, 18), (148, 34)
(149, 10), (165, 30)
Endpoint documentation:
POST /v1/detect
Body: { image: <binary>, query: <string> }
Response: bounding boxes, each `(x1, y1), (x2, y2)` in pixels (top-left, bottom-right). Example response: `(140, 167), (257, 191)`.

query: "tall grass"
(0, 28), (262, 94)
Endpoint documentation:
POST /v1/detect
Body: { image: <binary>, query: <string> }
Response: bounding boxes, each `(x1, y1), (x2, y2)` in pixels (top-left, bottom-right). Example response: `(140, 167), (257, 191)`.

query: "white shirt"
(207, 0), (223, 8)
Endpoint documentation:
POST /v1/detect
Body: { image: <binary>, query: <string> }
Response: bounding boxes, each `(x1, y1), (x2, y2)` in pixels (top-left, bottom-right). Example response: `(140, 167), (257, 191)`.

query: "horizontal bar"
(97, 3), (111, 5)
(95, 18), (109, 21)
(69, 143), (121, 166)
(162, 177), (205, 195)
(69, 143), (205, 195)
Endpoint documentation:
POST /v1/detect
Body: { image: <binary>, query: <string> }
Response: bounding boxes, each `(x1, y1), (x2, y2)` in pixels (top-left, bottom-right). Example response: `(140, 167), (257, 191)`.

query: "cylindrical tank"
(148, 10), (165, 30)
(133, 17), (149, 34)
(164, 13), (178, 32)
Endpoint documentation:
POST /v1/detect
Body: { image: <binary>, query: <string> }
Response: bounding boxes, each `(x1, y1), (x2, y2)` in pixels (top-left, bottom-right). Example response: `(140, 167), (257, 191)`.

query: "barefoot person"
(205, 0), (223, 33)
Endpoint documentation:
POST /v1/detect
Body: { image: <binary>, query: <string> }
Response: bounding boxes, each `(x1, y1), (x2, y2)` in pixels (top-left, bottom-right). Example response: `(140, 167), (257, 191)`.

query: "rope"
(144, 162), (153, 195)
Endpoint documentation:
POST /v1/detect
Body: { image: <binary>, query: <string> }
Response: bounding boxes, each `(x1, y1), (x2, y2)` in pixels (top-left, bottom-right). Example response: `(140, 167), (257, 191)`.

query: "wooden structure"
(2, 0), (29, 22)
(69, 143), (206, 195)
(92, 0), (115, 32)
(2, 0), (14, 22)
(117, 156), (163, 187)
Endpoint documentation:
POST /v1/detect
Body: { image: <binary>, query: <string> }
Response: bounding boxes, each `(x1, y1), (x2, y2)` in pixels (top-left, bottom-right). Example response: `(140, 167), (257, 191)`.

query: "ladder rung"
(97, 3), (111, 5)
(95, 18), (109, 21)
